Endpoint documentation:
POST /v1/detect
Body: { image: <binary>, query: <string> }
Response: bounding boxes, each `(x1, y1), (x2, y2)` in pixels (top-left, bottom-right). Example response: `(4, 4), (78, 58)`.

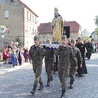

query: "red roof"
(38, 22), (52, 34)
(19, 0), (38, 17)
(38, 21), (81, 34)
(64, 21), (80, 33)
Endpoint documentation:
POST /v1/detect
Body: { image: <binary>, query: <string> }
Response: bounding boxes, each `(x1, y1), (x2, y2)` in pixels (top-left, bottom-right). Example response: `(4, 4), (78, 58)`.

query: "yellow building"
(0, 0), (38, 48)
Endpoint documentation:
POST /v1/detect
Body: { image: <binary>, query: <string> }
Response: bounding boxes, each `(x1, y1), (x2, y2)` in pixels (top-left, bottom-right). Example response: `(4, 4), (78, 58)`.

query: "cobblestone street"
(0, 53), (98, 98)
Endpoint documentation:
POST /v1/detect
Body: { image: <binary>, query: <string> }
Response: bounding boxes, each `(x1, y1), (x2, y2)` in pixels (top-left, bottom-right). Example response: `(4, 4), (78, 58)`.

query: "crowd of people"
(2, 41), (29, 67)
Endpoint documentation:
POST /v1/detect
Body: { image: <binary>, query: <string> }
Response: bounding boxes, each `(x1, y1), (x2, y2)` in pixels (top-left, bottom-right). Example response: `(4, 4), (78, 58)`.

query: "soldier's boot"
(59, 90), (65, 98)
(47, 82), (50, 87)
(50, 76), (53, 81)
(31, 86), (36, 95)
(47, 79), (50, 87)
(69, 80), (74, 89)
(38, 82), (44, 90)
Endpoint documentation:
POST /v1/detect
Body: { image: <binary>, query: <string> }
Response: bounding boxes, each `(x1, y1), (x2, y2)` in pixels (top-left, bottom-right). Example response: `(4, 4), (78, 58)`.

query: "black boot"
(47, 82), (50, 87)
(31, 89), (35, 95)
(31, 87), (36, 95)
(69, 80), (73, 89)
(38, 83), (44, 90)
(50, 76), (53, 81)
(59, 90), (65, 98)
(69, 84), (73, 89)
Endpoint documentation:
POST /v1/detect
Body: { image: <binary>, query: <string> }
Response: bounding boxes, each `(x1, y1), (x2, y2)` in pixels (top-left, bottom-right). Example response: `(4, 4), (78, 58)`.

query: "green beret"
(61, 35), (67, 40)
(71, 39), (75, 43)
(34, 35), (39, 40)
(78, 37), (81, 39)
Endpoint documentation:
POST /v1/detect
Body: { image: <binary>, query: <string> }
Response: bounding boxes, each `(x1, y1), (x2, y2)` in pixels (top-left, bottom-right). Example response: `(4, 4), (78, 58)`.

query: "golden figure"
(52, 8), (63, 42)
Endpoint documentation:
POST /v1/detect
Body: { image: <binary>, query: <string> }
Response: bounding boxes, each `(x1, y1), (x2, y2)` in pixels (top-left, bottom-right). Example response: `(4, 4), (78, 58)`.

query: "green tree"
(94, 16), (98, 35)
(95, 28), (98, 35)
(15, 38), (22, 46)
(95, 16), (98, 26)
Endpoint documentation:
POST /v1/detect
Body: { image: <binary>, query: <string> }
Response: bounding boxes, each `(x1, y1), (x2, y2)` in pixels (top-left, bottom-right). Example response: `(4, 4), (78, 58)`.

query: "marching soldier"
(55, 35), (76, 98)
(44, 39), (54, 87)
(69, 39), (83, 89)
(29, 35), (45, 95)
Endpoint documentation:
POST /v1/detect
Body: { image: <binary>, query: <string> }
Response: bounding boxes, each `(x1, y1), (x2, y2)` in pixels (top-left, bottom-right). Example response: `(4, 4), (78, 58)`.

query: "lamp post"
(1, 33), (4, 49)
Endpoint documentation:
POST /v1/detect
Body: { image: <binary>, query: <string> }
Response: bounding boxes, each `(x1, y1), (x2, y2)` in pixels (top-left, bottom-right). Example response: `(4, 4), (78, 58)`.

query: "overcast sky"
(21, 0), (98, 33)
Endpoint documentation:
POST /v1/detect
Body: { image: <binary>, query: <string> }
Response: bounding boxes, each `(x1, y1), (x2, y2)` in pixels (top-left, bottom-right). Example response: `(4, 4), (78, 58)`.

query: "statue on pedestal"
(52, 8), (63, 42)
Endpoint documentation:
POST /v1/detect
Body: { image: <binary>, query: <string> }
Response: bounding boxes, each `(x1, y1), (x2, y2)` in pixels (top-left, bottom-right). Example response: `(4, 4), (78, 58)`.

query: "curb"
(0, 62), (30, 76)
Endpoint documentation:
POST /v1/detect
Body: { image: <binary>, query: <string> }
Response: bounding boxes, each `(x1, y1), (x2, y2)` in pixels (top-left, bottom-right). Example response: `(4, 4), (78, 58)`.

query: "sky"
(21, 0), (98, 33)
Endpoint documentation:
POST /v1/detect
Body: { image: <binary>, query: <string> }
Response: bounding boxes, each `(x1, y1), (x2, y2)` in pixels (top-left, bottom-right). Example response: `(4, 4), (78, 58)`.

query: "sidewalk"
(0, 62), (30, 76)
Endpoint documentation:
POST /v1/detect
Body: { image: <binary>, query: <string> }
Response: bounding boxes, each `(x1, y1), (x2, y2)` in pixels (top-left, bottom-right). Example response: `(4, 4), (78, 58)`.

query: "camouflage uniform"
(44, 47), (54, 86)
(29, 36), (45, 95)
(69, 46), (82, 88)
(55, 45), (76, 91)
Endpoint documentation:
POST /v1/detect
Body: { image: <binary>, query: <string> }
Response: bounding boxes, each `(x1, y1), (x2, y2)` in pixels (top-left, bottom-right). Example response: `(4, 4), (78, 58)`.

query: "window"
(27, 11), (28, 20)
(0, 0), (5, 4)
(32, 16), (34, 23)
(30, 14), (31, 21)
(32, 28), (34, 34)
(35, 18), (36, 24)
(4, 10), (9, 19)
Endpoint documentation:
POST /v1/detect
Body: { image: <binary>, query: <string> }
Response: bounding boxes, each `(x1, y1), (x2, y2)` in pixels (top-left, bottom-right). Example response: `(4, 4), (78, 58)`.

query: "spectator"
(24, 47), (29, 62)
(8, 48), (12, 64)
(2, 48), (8, 64)
(11, 49), (18, 67)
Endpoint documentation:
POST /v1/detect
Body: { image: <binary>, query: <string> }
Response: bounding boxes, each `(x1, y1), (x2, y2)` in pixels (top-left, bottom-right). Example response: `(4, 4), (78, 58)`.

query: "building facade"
(0, 0), (38, 48)
(38, 21), (82, 43)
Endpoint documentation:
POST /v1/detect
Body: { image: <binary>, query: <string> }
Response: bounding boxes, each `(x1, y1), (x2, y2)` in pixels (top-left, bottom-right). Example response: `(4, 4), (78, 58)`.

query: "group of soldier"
(29, 35), (88, 98)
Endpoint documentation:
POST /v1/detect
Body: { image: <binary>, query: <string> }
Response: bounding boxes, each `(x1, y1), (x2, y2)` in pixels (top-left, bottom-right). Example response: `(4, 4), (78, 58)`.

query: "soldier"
(69, 39), (83, 89)
(44, 39), (54, 87)
(76, 37), (87, 76)
(55, 35), (76, 98)
(29, 35), (45, 95)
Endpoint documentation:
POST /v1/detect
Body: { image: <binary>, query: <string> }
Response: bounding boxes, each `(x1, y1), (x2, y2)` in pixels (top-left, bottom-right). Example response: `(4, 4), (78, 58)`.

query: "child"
(11, 49), (18, 67)
(3, 48), (8, 64)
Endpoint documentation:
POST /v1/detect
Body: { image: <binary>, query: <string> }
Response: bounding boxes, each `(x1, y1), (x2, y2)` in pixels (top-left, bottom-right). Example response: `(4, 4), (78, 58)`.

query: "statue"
(52, 8), (63, 42)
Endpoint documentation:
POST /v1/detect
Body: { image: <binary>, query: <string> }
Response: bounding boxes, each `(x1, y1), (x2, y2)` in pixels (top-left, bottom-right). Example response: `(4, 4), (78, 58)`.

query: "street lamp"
(1, 34), (4, 49)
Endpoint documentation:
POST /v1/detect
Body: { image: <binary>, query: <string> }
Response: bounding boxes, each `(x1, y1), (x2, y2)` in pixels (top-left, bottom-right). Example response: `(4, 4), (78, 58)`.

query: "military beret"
(34, 35), (39, 40)
(61, 35), (67, 40)
(78, 37), (81, 39)
(71, 39), (75, 43)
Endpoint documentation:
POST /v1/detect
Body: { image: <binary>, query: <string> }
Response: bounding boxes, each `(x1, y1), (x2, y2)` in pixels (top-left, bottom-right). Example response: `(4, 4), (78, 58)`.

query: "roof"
(19, 0), (38, 17)
(38, 22), (52, 34)
(38, 21), (81, 34)
(64, 21), (80, 33)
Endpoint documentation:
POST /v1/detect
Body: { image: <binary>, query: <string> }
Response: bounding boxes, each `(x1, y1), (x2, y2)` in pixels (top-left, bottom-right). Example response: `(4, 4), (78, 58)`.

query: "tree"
(94, 16), (98, 35)
(15, 38), (22, 46)
(95, 16), (98, 27)
(95, 28), (98, 35)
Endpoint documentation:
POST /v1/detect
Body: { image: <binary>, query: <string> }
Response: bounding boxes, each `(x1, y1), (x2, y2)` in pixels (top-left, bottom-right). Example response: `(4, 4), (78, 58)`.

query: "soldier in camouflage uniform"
(29, 36), (45, 95)
(69, 39), (83, 89)
(55, 35), (77, 98)
(44, 39), (54, 87)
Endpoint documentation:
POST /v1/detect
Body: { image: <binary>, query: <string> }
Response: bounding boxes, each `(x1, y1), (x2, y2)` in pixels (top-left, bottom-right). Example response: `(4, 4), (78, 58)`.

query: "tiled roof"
(38, 21), (81, 34)
(64, 21), (80, 33)
(19, 0), (38, 17)
(38, 22), (52, 34)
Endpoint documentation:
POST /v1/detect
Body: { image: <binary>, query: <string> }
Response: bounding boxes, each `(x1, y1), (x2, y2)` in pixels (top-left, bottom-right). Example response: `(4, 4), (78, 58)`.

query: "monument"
(43, 8), (63, 49)
(52, 8), (63, 43)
